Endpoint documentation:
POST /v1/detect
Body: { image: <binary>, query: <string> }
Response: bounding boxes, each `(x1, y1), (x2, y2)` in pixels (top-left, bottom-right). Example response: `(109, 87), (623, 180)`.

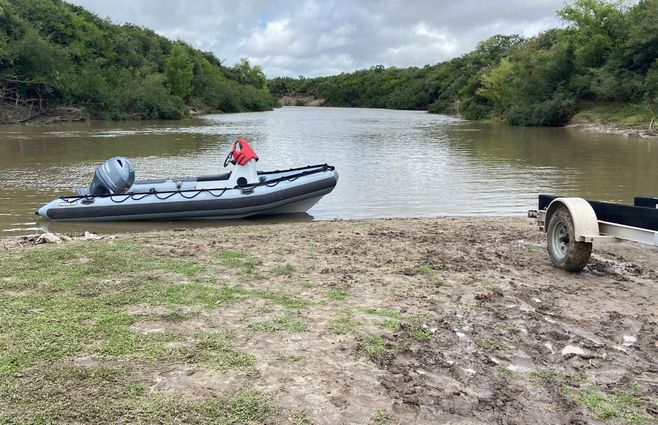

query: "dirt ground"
(2, 217), (657, 424)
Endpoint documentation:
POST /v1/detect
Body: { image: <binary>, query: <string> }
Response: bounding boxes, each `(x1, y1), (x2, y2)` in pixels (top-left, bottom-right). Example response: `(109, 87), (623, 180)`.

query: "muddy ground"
(1, 217), (657, 424)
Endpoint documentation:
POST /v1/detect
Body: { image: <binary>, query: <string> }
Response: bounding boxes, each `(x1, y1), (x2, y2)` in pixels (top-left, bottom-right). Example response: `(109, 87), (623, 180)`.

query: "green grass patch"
(330, 315), (361, 335)
(276, 354), (303, 362)
(292, 410), (313, 425)
(328, 288), (347, 301)
(162, 259), (205, 277)
(372, 409), (391, 424)
(396, 264), (440, 276)
(568, 384), (653, 423)
(253, 290), (313, 309)
(215, 250), (262, 274)
(496, 323), (521, 333)
(0, 363), (270, 423)
(526, 244), (539, 253)
(359, 334), (396, 360)
(498, 366), (514, 376)
(474, 336), (510, 351)
(248, 315), (309, 333)
(410, 329), (433, 341)
(572, 102), (655, 128)
(378, 319), (400, 330)
(271, 264), (295, 277)
(0, 241), (273, 422)
(357, 307), (405, 320)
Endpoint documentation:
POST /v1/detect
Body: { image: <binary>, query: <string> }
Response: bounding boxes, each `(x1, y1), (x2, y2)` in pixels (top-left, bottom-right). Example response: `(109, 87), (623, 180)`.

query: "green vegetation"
(215, 250), (264, 281)
(0, 0), (276, 123)
(328, 288), (347, 301)
(474, 336), (510, 351)
(396, 264), (441, 277)
(567, 385), (653, 423)
(0, 241), (275, 422)
(271, 0), (658, 128)
(409, 329), (433, 341)
(330, 315), (361, 335)
(248, 314), (309, 333)
(372, 409), (392, 424)
(272, 264), (296, 277)
(359, 334), (396, 360)
(292, 410), (313, 425)
(496, 323), (521, 334)
(357, 307), (405, 320)
(378, 319), (400, 330)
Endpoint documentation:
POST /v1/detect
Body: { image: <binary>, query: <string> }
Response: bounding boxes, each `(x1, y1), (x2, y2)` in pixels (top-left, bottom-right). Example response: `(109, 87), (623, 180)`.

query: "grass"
(572, 102), (655, 128)
(497, 323), (521, 333)
(359, 334), (396, 360)
(253, 290), (314, 309)
(526, 244), (539, 253)
(410, 329), (433, 341)
(474, 336), (510, 351)
(378, 319), (400, 330)
(215, 250), (263, 275)
(568, 384), (653, 423)
(498, 366), (514, 376)
(330, 315), (361, 335)
(276, 354), (303, 362)
(0, 242), (271, 423)
(271, 264), (295, 277)
(328, 288), (347, 301)
(357, 307), (405, 320)
(396, 264), (440, 276)
(372, 409), (391, 424)
(248, 314), (309, 333)
(292, 410), (313, 425)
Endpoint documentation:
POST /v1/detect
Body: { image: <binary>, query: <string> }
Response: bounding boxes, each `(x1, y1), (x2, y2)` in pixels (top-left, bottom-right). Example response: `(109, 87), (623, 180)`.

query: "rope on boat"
(60, 164), (335, 204)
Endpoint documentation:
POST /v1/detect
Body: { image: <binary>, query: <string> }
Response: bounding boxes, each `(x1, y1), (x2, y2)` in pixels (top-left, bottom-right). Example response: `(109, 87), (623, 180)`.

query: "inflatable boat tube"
(36, 164), (338, 221)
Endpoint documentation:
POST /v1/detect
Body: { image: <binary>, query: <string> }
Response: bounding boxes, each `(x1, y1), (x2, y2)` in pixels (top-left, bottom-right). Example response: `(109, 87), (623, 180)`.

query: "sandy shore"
(1, 217), (657, 424)
(567, 121), (658, 139)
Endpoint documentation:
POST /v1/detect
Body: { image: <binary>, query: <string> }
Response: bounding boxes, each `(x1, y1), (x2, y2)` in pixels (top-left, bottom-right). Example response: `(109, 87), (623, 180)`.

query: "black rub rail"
(60, 164), (335, 205)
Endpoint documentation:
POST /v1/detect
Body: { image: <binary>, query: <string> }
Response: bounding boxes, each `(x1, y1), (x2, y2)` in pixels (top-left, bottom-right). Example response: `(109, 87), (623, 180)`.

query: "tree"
(165, 42), (193, 99)
(477, 58), (517, 117)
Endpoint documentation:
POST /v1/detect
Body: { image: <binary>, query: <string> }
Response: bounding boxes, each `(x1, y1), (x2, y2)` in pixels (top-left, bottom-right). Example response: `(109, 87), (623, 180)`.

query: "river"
(0, 106), (656, 235)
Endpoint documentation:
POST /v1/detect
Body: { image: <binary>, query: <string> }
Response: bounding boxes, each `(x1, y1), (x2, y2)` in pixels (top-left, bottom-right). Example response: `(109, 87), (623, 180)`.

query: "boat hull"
(37, 165), (337, 222)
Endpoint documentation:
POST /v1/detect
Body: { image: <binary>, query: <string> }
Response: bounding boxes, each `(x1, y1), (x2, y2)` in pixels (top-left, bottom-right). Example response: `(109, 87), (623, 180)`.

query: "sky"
(69, 0), (567, 78)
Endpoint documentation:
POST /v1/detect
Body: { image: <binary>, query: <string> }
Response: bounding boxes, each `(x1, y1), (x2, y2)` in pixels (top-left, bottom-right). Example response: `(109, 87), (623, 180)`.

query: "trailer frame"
(529, 195), (658, 272)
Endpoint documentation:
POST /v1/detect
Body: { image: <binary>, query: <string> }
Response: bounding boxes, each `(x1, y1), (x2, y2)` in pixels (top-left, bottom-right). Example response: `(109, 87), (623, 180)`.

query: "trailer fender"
(545, 198), (599, 242)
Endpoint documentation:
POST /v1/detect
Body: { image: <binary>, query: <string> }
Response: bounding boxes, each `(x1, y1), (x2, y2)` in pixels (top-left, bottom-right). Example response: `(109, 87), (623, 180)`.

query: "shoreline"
(1, 217), (656, 423)
(3, 101), (656, 139)
(566, 120), (658, 139)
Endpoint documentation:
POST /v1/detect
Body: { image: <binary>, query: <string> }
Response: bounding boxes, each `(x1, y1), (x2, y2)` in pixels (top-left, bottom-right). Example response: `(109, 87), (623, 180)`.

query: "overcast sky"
(69, 0), (566, 77)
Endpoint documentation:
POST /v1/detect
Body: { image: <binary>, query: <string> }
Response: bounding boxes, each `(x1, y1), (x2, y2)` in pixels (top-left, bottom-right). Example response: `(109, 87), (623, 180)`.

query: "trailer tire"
(547, 206), (592, 272)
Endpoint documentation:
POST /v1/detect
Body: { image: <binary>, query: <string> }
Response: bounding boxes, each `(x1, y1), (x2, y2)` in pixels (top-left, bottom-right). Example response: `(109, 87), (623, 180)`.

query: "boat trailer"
(529, 195), (658, 272)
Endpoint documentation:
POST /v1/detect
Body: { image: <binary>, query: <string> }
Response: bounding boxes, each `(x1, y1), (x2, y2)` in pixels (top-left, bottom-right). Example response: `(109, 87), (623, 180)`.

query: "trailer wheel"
(547, 206), (592, 272)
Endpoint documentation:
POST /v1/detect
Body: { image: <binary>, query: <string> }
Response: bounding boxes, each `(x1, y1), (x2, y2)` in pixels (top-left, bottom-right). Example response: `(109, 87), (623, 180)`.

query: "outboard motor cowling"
(89, 156), (135, 195)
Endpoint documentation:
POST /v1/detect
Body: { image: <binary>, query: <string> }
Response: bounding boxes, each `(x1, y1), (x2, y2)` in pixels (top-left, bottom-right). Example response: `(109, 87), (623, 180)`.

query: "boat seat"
(197, 172), (231, 182)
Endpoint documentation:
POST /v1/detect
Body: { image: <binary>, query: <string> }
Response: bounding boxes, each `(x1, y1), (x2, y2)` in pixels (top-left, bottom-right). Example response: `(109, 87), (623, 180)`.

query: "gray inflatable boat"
(36, 140), (338, 221)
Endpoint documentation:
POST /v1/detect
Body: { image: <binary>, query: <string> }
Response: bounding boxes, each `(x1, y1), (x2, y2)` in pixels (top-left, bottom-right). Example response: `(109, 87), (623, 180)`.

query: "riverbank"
(1, 217), (656, 424)
(568, 104), (658, 139)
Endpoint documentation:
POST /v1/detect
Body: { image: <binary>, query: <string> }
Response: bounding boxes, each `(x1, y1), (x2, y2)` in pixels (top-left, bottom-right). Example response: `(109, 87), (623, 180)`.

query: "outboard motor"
(89, 156), (135, 195)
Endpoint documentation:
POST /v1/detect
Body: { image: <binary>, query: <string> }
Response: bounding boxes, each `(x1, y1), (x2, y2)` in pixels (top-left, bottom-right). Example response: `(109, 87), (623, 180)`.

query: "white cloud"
(69, 0), (565, 77)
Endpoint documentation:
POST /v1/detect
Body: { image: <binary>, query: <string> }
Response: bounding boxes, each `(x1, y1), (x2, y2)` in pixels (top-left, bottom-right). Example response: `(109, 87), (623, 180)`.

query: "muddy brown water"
(0, 107), (656, 235)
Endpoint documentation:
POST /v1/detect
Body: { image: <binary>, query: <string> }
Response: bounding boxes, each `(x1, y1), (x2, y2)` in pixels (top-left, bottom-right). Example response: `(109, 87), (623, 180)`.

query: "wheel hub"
(551, 222), (570, 260)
